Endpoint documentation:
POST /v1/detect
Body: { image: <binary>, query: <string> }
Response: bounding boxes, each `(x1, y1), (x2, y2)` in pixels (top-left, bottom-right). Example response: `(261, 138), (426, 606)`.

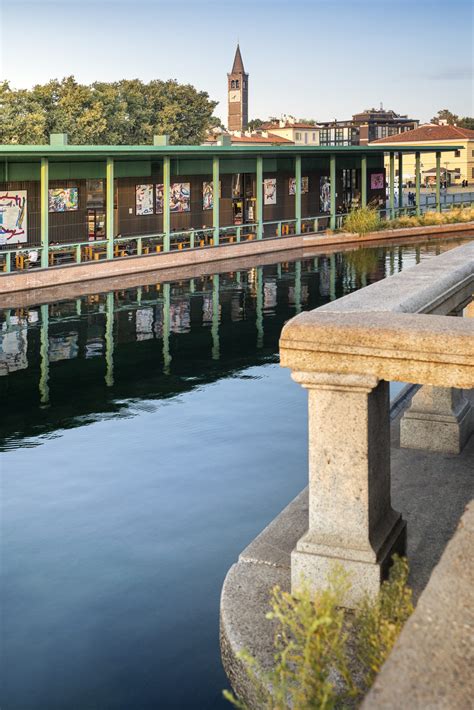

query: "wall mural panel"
(263, 178), (277, 205)
(289, 177), (309, 195)
(370, 173), (385, 190)
(170, 183), (191, 213)
(320, 177), (331, 213)
(0, 191), (27, 244)
(136, 184), (154, 216)
(48, 187), (79, 213)
(202, 181), (221, 210)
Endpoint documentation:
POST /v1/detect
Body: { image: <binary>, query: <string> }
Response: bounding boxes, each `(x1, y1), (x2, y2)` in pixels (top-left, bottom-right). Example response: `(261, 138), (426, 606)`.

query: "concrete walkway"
(220, 392), (474, 707)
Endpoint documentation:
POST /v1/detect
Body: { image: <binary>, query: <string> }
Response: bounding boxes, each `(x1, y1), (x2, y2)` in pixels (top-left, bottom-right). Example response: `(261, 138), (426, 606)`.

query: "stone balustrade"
(280, 242), (474, 606)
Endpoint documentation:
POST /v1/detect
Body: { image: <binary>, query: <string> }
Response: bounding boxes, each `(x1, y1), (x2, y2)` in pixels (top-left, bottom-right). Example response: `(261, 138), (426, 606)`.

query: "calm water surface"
(0, 239), (467, 710)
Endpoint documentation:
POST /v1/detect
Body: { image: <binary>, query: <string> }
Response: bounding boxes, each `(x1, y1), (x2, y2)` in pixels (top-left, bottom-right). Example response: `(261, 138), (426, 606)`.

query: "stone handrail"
(279, 241), (474, 606)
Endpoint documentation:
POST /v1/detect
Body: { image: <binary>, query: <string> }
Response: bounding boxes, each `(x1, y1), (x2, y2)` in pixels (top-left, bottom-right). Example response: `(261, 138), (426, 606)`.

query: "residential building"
(260, 117), (320, 146)
(318, 107), (418, 146)
(373, 124), (474, 186)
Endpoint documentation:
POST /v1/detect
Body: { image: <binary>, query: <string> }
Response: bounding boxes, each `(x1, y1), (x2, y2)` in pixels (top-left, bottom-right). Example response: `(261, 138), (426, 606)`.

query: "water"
(0, 238), (469, 710)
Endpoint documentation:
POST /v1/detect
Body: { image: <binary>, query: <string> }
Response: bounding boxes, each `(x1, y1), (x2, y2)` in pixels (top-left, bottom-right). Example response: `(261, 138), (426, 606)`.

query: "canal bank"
(1, 220), (473, 298)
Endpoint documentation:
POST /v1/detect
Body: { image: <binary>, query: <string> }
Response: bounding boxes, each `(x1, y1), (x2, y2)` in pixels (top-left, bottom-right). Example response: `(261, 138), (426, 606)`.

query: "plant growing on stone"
(224, 556), (413, 709)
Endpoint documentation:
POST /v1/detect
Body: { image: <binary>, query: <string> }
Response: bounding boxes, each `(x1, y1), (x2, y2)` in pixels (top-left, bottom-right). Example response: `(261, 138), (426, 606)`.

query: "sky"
(1, 0), (473, 125)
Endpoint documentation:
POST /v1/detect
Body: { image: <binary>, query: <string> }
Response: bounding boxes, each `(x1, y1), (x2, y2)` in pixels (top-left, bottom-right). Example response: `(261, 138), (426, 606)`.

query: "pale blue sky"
(1, 0), (472, 124)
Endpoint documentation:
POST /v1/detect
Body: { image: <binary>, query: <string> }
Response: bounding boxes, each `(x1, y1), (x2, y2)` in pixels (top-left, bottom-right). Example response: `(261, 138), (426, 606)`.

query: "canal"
(0, 238), (468, 710)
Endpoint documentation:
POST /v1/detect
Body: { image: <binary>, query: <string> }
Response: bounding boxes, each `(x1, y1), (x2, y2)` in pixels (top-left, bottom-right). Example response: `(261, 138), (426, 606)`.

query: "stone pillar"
(291, 372), (406, 607)
(400, 386), (471, 454)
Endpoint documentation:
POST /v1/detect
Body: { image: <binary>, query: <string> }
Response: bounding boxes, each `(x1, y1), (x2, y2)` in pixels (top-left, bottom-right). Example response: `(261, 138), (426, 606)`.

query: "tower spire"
(232, 44), (245, 73)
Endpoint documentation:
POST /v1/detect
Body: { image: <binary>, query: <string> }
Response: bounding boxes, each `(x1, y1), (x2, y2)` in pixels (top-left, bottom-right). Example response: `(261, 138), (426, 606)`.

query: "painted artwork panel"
(48, 187), (79, 213)
(370, 173), (385, 190)
(289, 177), (309, 195)
(320, 176), (331, 213)
(170, 183), (191, 213)
(202, 181), (222, 210)
(0, 191), (27, 244)
(136, 184), (154, 216)
(263, 178), (277, 205)
(156, 184), (164, 214)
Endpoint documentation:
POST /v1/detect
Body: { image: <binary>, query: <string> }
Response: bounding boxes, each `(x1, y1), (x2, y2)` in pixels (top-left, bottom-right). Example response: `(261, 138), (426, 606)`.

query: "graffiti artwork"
(170, 183), (191, 213)
(0, 191), (27, 243)
(156, 184), (164, 214)
(320, 177), (331, 213)
(48, 187), (79, 213)
(135, 184), (154, 216)
(289, 177), (309, 195)
(263, 178), (277, 205)
(370, 173), (385, 190)
(202, 181), (221, 210)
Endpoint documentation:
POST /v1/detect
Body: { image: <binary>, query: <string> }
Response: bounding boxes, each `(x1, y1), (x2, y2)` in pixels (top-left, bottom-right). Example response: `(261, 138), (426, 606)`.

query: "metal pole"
(361, 154), (367, 207)
(256, 155), (263, 239)
(106, 157), (114, 260)
(415, 151), (421, 216)
(330, 154), (336, 230)
(436, 151), (441, 212)
(398, 152), (403, 209)
(40, 158), (49, 268)
(163, 157), (171, 252)
(389, 152), (395, 219)
(295, 155), (302, 234)
(213, 156), (220, 246)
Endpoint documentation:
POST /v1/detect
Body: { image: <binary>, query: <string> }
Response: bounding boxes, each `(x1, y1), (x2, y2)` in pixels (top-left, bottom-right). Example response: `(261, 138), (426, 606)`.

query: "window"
(312, 132), (316, 141)
(235, 80), (240, 88)
(472, 167), (474, 178)
(454, 150), (461, 157)
(335, 128), (344, 144)
(471, 150), (474, 157)
(304, 132), (308, 144)
(319, 129), (329, 145)
(243, 81), (246, 89)
(295, 132), (301, 141)
(230, 80), (235, 88)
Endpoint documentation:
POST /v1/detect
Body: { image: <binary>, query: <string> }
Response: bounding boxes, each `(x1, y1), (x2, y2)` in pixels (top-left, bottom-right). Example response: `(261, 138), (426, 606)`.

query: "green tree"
(458, 116), (474, 130)
(247, 118), (264, 131)
(0, 77), (219, 145)
(431, 108), (459, 125)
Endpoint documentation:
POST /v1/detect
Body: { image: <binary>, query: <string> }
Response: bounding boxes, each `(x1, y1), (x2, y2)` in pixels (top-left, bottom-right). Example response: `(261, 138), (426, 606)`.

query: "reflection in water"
(0, 238), (469, 710)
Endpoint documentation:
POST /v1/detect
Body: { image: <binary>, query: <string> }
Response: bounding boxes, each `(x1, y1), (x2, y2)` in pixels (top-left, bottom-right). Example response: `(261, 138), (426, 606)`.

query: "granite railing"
(280, 241), (474, 606)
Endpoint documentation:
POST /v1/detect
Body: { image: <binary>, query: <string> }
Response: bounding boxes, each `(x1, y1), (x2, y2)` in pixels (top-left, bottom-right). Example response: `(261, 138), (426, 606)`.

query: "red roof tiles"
(373, 124), (474, 143)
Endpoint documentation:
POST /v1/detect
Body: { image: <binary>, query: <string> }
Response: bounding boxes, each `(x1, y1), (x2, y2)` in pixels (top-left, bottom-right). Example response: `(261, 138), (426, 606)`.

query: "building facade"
(227, 45), (249, 132)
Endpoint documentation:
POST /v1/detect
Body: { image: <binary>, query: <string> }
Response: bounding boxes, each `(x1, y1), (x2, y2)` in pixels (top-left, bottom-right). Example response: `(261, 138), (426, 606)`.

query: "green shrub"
(224, 556), (413, 710)
(343, 207), (381, 235)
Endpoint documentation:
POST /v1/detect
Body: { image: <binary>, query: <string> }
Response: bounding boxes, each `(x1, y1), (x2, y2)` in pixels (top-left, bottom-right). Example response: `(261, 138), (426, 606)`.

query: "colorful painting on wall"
(48, 187), (79, 213)
(136, 184), (154, 216)
(0, 191), (27, 244)
(202, 181), (222, 210)
(155, 184), (164, 214)
(170, 183), (191, 213)
(289, 177), (309, 195)
(370, 173), (385, 190)
(263, 178), (277, 205)
(320, 177), (331, 213)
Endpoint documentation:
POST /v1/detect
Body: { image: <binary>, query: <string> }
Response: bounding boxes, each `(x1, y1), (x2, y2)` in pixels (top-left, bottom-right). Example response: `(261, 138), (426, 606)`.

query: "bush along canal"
(0, 236), (470, 710)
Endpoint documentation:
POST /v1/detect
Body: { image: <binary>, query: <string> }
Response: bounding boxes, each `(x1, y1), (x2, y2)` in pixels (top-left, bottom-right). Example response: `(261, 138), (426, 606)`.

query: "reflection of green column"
(163, 157), (171, 252)
(106, 157), (115, 260)
(256, 267), (263, 348)
(295, 155), (302, 234)
(329, 253), (336, 301)
(212, 273), (220, 360)
(189, 278), (195, 294)
(76, 299), (81, 316)
(105, 291), (114, 387)
(256, 155), (263, 239)
(39, 304), (49, 405)
(40, 158), (49, 269)
(435, 151), (441, 212)
(235, 271), (241, 285)
(361, 271), (367, 288)
(277, 263), (282, 279)
(415, 246), (421, 264)
(213, 156), (220, 245)
(294, 261), (302, 314)
(361, 154), (367, 207)
(313, 257), (318, 270)
(162, 283), (171, 374)
(137, 286), (142, 305)
(415, 151), (421, 216)
(330, 154), (336, 230)
(389, 248), (395, 275)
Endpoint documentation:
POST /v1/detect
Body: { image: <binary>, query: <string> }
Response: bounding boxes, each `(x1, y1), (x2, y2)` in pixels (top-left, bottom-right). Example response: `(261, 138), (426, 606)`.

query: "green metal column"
(256, 155), (263, 239)
(435, 151), (441, 212)
(256, 267), (263, 348)
(415, 151), (421, 216)
(212, 274), (220, 360)
(39, 304), (49, 405)
(106, 157), (114, 260)
(162, 282), (171, 373)
(330, 154), (336, 230)
(361, 154), (367, 208)
(105, 291), (114, 387)
(295, 155), (302, 234)
(398, 152), (403, 209)
(40, 158), (49, 269)
(389, 152), (395, 219)
(163, 157), (171, 252)
(212, 156), (220, 246)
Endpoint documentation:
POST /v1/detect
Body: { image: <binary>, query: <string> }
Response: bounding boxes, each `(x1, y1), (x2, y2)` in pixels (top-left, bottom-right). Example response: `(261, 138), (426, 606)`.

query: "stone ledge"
(362, 501), (474, 710)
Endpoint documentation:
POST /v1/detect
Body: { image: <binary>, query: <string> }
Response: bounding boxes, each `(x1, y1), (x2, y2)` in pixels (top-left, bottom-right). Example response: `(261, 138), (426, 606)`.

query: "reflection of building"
(228, 45), (249, 132)
(373, 124), (474, 186)
(49, 333), (79, 362)
(0, 323), (28, 374)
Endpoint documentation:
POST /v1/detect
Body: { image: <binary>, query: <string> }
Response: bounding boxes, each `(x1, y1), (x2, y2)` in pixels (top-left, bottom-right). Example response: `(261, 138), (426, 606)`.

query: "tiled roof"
(230, 134), (293, 144)
(373, 124), (474, 143)
(263, 122), (318, 131)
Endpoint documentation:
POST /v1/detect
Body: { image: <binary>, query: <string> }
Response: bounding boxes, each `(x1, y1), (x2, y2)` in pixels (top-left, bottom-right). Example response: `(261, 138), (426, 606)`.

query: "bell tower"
(227, 44), (248, 132)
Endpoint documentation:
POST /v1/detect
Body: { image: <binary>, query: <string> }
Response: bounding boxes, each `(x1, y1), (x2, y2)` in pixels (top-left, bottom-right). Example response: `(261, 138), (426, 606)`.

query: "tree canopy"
(0, 77), (219, 145)
(431, 108), (474, 130)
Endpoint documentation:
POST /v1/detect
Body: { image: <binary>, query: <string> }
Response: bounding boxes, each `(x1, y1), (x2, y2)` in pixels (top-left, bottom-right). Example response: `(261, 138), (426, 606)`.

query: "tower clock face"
(229, 90), (241, 103)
